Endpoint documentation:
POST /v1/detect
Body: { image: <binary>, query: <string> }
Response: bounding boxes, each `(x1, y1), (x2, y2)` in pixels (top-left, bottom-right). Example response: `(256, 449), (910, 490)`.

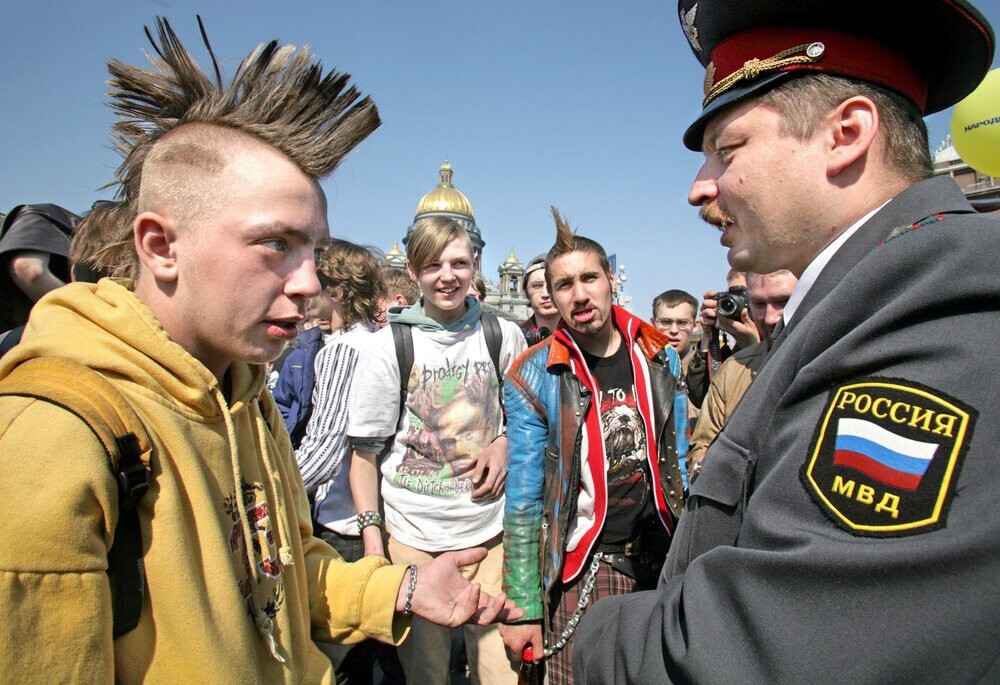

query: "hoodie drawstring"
(213, 385), (288, 664)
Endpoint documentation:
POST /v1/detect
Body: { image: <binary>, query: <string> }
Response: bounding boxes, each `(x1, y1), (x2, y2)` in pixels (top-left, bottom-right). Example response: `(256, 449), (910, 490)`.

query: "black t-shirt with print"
(582, 342), (653, 545)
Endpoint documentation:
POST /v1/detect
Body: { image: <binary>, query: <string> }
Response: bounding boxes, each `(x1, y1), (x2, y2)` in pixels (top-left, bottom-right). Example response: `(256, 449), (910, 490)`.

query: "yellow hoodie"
(0, 280), (408, 683)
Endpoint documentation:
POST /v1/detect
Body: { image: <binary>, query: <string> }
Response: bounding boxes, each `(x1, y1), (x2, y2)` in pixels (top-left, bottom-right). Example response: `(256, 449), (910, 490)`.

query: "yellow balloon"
(950, 68), (1000, 177)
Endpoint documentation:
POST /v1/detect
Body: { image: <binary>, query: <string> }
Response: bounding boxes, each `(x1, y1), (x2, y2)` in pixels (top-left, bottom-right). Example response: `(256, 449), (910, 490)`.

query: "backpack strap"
(479, 311), (506, 415)
(0, 357), (153, 638)
(391, 314), (506, 425)
(390, 322), (415, 427)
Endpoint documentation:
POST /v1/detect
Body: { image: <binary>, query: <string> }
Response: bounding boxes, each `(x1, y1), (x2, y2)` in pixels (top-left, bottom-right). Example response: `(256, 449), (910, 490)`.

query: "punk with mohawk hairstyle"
(544, 205), (612, 289)
(98, 17), (380, 278)
(0, 15), (526, 684)
(501, 210), (685, 682)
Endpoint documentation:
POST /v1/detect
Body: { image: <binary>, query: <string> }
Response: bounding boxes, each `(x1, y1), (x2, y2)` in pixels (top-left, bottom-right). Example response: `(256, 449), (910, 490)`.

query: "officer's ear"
(824, 95), (879, 178)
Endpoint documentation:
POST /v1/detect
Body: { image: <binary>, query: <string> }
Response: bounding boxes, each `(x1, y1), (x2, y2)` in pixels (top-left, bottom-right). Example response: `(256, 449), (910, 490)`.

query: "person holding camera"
(686, 270), (797, 483)
(685, 269), (758, 408)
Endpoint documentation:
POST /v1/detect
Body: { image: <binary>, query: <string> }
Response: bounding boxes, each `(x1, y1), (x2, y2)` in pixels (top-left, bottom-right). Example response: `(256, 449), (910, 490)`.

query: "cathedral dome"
(384, 240), (406, 270)
(415, 161), (474, 218)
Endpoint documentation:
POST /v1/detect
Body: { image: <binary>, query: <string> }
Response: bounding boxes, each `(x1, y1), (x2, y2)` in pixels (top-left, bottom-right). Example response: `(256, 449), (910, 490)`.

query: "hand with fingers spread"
(396, 547), (526, 626)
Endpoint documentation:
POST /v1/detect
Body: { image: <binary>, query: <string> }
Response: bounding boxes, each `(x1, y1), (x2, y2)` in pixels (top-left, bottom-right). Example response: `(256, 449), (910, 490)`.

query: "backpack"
(0, 357), (153, 638)
(389, 311), (505, 424)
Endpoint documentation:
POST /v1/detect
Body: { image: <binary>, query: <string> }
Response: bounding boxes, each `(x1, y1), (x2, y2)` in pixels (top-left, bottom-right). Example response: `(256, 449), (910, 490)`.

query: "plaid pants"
(544, 559), (638, 685)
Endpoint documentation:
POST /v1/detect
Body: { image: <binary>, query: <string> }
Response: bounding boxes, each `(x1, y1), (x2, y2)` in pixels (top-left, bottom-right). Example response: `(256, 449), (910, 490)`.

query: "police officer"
(574, 0), (999, 682)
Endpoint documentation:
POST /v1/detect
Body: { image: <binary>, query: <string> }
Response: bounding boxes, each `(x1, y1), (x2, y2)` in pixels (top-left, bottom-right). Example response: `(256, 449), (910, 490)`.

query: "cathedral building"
(388, 161), (532, 321)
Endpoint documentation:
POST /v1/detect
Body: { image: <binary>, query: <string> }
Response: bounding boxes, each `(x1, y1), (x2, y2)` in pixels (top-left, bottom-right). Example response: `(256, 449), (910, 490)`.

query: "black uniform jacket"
(574, 176), (1000, 683)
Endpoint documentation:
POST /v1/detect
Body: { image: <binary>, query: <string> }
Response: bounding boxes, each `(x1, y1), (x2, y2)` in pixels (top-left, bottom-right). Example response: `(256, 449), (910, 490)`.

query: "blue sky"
(2, 0), (998, 316)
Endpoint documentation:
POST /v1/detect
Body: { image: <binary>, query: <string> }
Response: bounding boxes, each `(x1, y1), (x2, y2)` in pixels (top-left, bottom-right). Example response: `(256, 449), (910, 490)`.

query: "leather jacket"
(502, 306), (685, 621)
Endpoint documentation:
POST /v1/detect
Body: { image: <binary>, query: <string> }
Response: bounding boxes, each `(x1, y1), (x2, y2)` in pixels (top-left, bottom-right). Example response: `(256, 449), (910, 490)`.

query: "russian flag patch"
(802, 378), (976, 537)
(833, 418), (937, 491)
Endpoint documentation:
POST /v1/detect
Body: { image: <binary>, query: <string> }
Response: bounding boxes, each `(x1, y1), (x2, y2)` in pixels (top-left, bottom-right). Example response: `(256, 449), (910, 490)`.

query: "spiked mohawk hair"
(544, 206), (611, 286)
(97, 17), (380, 278)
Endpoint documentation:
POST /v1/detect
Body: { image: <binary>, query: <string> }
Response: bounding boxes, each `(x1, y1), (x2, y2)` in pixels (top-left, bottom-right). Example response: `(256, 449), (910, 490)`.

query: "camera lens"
(717, 294), (740, 318)
(717, 286), (748, 320)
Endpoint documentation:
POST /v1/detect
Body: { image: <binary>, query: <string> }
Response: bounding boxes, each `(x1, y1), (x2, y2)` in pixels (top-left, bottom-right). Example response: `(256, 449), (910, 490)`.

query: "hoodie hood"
(387, 295), (483, 332)
(2, 279), (266, 415)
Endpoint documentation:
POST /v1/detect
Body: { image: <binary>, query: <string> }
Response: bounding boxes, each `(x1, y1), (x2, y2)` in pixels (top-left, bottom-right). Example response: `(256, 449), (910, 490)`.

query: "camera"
(717, 285), (749, 320)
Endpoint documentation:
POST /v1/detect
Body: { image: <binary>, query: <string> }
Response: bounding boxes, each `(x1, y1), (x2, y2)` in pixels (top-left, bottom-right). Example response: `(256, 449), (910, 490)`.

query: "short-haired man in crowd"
(0, 20), (519, 683)
(500, 209), (685, 684)
(574, 1), (1000, 681)
(377, 266), (420, 327)
(519, 253), (560, 346)
(650, 289), (699, 366)
(687, 269), (797, 483)
(650, 288), (702, 455)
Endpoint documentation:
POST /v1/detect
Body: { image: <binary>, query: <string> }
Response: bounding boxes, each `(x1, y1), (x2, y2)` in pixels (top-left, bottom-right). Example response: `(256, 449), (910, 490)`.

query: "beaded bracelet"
(403, 564), (417, 616)
(357, 510), (383, 530)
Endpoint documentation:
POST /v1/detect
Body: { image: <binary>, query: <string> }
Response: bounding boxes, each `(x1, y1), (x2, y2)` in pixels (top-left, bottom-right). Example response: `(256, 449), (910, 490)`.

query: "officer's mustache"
(700, 203), (736, 229)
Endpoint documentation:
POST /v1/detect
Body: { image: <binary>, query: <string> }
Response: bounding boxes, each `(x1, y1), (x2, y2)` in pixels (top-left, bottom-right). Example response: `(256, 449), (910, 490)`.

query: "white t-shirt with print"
(348, 317), (526, 551)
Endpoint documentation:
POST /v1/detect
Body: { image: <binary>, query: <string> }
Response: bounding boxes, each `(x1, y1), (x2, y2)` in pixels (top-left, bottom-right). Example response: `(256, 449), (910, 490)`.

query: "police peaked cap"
(678, 0), (996, 150)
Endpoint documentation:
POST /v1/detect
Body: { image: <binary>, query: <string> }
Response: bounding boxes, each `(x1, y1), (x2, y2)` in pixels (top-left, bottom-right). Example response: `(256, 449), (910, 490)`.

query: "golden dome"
(503, 248), (521, 266)
(415, 161), (474, 218)
(386, 240), (404, 257)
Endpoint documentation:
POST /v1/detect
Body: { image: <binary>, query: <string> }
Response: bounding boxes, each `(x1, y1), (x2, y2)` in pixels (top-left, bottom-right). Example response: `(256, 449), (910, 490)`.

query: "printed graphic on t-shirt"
(584, 343), (652, 544)
(225, 480), (285, 621)
(394, 358), (502, 499)
(601, 386), (649, 500)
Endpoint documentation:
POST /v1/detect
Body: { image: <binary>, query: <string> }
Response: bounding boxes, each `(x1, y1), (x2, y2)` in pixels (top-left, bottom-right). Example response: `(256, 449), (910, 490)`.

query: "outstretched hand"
(397, 547), (525, 627)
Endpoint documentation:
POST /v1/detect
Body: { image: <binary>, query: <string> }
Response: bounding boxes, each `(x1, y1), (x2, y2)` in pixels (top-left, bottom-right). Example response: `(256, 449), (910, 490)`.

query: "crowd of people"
(1, 0), (997, 683)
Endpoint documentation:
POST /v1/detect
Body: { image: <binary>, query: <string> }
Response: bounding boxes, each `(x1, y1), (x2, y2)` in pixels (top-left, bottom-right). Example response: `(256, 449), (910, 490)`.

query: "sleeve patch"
(800, 378), (976, 537)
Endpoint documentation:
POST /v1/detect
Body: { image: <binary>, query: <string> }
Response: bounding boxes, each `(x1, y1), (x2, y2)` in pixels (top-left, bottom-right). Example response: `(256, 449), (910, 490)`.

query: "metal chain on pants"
(543, 552), (603, 658)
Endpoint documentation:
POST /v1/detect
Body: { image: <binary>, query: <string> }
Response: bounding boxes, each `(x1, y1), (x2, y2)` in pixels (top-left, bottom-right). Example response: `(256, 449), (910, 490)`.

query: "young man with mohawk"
(499, 209), (686, 684)
(0, 19), (519, 683)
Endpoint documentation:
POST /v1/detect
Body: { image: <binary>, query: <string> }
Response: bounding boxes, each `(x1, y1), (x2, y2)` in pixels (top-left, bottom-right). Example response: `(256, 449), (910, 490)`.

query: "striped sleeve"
(294, 339), (360, 493)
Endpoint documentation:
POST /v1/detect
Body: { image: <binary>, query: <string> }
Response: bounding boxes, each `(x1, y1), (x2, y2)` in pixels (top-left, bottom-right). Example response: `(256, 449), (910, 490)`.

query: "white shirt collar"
(782, 201), (889, 325)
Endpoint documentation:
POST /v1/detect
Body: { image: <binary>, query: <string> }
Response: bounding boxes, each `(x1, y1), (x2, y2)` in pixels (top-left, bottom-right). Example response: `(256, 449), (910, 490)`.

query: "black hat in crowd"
(678, 0), (996, 150)
(523, 254), (547, 295)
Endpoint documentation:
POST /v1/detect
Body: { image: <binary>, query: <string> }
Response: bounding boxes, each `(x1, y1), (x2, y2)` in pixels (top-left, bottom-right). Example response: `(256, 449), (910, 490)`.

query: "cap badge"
(704, 41), (825, 106)
(681, 3), (701, 52)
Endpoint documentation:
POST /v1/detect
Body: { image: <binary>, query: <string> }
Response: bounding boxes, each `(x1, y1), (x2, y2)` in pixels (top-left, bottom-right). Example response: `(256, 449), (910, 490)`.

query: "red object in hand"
(518, 646), (540, 684)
